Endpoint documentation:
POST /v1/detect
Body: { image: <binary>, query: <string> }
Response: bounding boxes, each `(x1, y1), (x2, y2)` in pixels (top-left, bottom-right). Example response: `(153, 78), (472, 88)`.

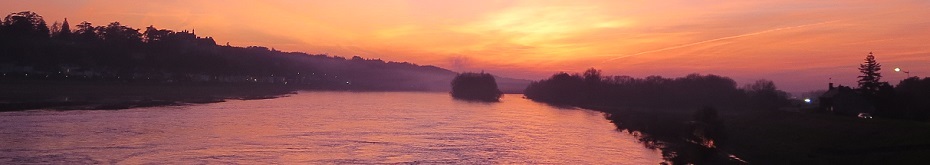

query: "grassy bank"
(586, 105), (930, 164)
(722, 110), (930, 164)
(0, 80), (297, 111)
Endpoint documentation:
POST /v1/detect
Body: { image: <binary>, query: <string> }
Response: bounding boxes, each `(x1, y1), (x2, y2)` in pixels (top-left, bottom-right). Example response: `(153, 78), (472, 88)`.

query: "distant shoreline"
(0, 80), (297, 111)
(0, 79), (520, 112)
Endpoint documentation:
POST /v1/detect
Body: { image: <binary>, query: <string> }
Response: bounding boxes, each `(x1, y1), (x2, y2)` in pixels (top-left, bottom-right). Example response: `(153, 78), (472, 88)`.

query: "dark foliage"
(828, 53), (930, 121)
(874, 77), (930, 121)
(0, 11), (467, 91)
(525, 68), (791, 164)
(604, 106), (734, 164)
(0, 11), (49, 40)
(691, 106), (726, 147)
(450, 72), (502, 101)
(858, 52), (882, 96)
(524, 68), (789, 110)
(743, 80), (792, 111)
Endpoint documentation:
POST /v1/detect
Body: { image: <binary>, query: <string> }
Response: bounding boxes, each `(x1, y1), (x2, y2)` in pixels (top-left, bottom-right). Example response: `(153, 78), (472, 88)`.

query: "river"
(0, 92), (663, 164)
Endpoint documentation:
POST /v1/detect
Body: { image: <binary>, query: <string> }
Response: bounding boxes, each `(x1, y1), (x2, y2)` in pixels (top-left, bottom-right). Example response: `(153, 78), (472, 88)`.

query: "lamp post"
(895, 67), (911, 78)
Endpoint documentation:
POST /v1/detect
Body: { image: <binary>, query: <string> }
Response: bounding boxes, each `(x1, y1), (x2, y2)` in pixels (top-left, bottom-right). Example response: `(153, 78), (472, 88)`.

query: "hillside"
(0, 11), (530, 93)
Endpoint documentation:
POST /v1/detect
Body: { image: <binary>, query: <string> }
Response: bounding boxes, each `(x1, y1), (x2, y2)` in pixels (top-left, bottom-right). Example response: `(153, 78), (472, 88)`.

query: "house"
(819, 83), (875, 115)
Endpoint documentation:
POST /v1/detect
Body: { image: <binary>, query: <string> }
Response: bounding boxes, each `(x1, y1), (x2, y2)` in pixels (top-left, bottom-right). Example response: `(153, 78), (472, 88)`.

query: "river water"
(0, 92), (663, 164)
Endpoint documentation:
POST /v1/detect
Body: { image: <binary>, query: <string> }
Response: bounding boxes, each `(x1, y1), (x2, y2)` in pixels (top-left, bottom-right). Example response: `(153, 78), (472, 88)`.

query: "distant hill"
(495, 76), (531, 94)
(0, 11), (530, 92)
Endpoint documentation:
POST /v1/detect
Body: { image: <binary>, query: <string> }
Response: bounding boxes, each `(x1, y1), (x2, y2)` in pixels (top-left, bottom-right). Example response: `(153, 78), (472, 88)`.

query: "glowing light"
(895, 68), (901, 72)
(803, 98), (812, 103)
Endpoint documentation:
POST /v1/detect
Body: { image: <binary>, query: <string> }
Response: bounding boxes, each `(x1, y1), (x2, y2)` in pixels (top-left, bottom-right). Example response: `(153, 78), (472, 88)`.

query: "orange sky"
(4, 0), (930, 92)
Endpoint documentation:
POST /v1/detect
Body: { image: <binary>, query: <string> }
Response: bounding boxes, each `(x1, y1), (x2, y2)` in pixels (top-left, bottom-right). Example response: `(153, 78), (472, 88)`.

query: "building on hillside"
(819, 83), (875, 116)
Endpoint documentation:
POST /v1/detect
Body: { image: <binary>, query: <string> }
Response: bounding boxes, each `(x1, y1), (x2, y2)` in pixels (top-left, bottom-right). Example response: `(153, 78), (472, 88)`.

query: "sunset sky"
(4, 0), (929, 93)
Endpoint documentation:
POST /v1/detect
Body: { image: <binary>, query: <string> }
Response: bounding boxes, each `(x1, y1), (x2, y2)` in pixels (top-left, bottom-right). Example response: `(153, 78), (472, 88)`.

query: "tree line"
(852, 52), (930, 121)
(0, 11), (457, 91)
(450, 72), (503, 101)
(524, 68), (790, 110)
(522, 69), (771, 163)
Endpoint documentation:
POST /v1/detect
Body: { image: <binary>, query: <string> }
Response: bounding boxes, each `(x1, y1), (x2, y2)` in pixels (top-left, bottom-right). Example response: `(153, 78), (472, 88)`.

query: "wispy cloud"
(602, 20), (840, 63)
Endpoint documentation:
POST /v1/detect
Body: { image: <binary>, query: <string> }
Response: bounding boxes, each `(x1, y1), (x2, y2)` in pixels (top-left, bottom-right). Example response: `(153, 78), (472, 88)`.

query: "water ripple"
(0, 92), (663, 164)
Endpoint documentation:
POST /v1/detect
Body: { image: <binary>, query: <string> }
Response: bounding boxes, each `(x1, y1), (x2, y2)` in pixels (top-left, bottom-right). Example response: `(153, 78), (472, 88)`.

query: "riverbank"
(583, 105), (738, 164)
(0, 80), (297, 111)
(583, 105), (930, 164)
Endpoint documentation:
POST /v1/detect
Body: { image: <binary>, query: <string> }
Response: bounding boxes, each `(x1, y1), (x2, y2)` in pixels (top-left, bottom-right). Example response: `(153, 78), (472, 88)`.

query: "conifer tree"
(58, 18), (71, 40)
(858, 52), (883, 95)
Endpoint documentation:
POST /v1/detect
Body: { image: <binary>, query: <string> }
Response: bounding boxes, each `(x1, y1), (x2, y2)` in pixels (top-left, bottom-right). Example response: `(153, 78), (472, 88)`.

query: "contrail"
(602, 20), (840, 63)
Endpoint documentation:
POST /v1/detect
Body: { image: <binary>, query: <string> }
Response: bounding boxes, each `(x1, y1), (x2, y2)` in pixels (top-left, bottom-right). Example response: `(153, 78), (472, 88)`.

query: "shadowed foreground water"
(0, 92), (662, 164)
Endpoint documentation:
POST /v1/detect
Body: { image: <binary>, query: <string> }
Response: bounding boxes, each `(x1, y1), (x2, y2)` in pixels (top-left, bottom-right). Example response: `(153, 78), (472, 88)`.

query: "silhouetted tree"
(858, 52), (883, 95)
(524, 72), (585, 104)
(892, 77), (930, 121)
(57, 18), (72, 40)
(0, 11), (50, 39)
(74, 21), (97, 41)
(583, 68), (602, 83)
(49, 21), (60, 37)
(744, 79), (790, 110)
(143, 25), (171, 43)
(524, 69), (767, 109)
(98, 22), (142, 44)
(451, 72), (503, 101)
(0, 11), (508, 93)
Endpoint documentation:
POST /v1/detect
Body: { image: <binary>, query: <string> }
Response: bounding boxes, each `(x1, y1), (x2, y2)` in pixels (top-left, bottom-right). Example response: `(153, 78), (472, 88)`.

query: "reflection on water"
(0, 92), (662, 164)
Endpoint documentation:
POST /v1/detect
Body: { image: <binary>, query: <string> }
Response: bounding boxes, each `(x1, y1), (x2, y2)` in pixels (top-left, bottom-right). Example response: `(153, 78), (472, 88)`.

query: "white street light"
(895, 67), (911, 77)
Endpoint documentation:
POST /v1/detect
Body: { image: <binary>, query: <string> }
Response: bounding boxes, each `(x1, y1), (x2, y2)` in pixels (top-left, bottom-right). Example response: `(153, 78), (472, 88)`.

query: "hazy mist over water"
(0, 92), (662, 164)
